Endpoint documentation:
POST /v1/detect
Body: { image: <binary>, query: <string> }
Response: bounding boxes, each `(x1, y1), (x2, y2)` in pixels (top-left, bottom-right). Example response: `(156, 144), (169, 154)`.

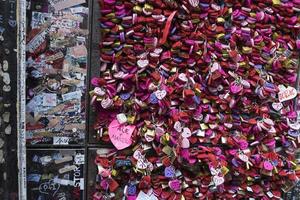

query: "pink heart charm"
(168, 179), (181, 191)
(108, 120), (135, 150)
(230, 83), (243, 94)
(263, 161), (274, 171)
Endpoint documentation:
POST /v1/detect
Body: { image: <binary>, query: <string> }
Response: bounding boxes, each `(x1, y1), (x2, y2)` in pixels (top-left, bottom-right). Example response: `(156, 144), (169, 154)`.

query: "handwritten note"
(108, 120), (135, 150)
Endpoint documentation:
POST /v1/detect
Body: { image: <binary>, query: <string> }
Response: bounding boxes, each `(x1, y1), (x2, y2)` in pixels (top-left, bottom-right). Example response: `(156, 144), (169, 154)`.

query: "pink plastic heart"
(108, 120), (135, 150)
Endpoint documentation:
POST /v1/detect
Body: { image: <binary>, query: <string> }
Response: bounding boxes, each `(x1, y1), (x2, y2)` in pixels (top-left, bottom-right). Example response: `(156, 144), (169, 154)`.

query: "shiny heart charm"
(137, 59), (149, 68)
(178, 73), (188, 82)
(108, 120), (135, 150)
(181, 138), (190, 148)
(174, 121), (183, 132)
(230, 83), (243, 94)
(181, 127), (192, 138)
(154, 90), (166, 100)
(213, 176), (224, 186)
(189, 0), (199, 7)
(101, 97), (113, 108)
(168, 179), (181, 191)
(272, 102), (283, 111)
(94, 87), (105, 96)
(278, 85), (297, 102)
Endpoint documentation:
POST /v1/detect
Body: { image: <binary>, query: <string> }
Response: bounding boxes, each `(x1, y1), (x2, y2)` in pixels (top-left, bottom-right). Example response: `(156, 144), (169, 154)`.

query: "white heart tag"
(238, 154), (249, 162)
(189, 0), (199, 7)
(133, 150), (144, 160)
(137, 59), (149, 68)
(278, 86), (297, 102)
(272, 102), (283, 111)
(101, 98), (113, 109)
(287, 119), (300, 130)
(211, 62), (219, 73)
(136, 159), (148, 169)
(213, 176), (224, 186)
(155, 90), (167, 100)
(181, 127), (192, 138)
(178, 73), (188, 82)
(174, 121), (183, 132)
(181, 138), (190, 148)
(94, 87), (105, 96)
(137, 189), (158, 200)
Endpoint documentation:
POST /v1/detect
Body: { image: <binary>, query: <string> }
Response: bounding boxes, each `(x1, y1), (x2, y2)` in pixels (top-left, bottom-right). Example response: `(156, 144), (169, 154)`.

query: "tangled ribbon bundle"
(91, 0), (300, 199)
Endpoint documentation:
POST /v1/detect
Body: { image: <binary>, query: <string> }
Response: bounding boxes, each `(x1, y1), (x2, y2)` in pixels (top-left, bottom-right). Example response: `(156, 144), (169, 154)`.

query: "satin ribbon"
(159, 11), (177, 45)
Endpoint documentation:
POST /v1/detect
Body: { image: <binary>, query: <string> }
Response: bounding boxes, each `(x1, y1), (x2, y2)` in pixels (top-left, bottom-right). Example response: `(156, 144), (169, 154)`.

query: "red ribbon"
(159, 11), (177, 45)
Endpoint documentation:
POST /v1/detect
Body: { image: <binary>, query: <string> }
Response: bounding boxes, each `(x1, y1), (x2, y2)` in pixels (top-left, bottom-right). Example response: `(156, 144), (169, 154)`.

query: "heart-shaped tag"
(287, 119), (300, 130)
(181, 127), (192, 138)
(136, 159), (148, 169)
(101, 98), (113, 109)
(133, 150), (144, 160)
(189, 0), (199, 7)
(164, 166), (175, 178)
(120, 93), (131, 100)
(108, 120), (135, 150)
(211, 62), (219, 73)
(278, 86), (297, 102)
(136, 189), (158, 200)
(272, 102), (283, 111)
(178, 73), (188, 82)
(238, 154), (249, 162)
(288, 129), (299, 137)
(263, 161), (274, 171)
(181, 138), (190, 148)
(137, 59), (149, 68)
(127, 184), (137, 195)
(213, 176), (224, 186)
(210, 167), (221, 176)
(154, 90), (167, 100)
(149, 93), (159, 104)
(168, 179), (181, 191)
(230, 83), (243, 94)
(174, 121), (183, 132)
(94, 87), (105, 96)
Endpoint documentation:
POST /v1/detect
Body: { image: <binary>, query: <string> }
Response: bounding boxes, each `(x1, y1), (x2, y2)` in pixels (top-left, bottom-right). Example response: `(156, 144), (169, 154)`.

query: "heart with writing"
(213, 176), (224, 186)
(108, 120), (135, 150)
(155, 90), (167, 100)
(278, 86), (297, 102)
(272, 102), (283, 111)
